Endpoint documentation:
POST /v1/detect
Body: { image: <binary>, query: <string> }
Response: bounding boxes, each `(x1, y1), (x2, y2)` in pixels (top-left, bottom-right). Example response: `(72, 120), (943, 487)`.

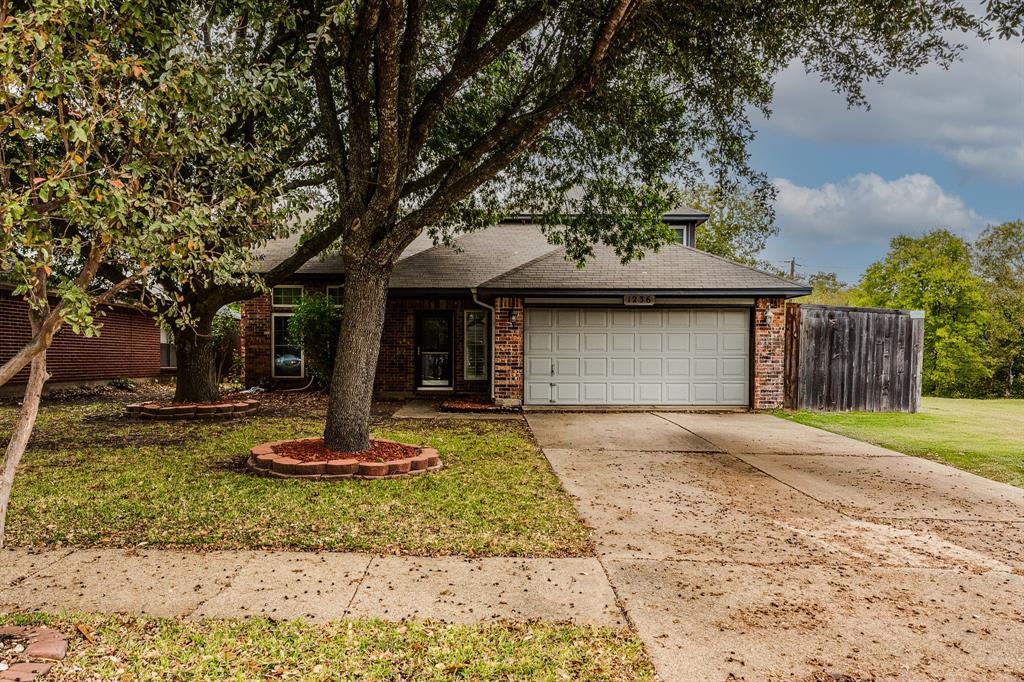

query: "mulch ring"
(247, 437), (442, 480)
(0, 626), (68, 681)
(439, 399), (520, 414)
(125, 399), (259, 420)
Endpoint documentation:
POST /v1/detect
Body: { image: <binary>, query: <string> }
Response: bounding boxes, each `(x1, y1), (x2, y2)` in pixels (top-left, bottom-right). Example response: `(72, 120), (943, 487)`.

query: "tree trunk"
(323, 260), (393, 451)
(173, 311), (220, 403)
(0, 352), (50, 548)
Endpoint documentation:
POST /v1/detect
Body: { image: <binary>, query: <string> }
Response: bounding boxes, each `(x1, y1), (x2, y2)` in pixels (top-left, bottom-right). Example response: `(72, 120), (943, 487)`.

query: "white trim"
(271, 285), (303, 308)
(271, 313), (304, 379)
(464, 309), (488, 380)
(523, 296), (755, 306)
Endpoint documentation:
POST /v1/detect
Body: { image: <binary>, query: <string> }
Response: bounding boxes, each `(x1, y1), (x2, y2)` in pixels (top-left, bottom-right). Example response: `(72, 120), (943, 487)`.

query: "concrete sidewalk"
(0, 548), (622, 626)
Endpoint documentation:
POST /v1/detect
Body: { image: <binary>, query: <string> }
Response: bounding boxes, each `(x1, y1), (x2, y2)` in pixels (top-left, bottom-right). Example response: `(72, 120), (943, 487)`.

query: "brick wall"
(753, 296), (786, 409)
(240, 282), (489, 399)
(492, 296), (525, 406)
(1, 287), (160, 386)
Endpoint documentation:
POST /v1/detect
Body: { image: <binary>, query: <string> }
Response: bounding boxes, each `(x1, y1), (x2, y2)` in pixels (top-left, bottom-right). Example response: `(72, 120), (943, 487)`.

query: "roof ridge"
(477, 243), (565, 288)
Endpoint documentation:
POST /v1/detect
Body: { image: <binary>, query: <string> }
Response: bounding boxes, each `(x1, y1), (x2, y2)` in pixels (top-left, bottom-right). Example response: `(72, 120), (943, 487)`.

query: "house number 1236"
(624, 295), (655, 306)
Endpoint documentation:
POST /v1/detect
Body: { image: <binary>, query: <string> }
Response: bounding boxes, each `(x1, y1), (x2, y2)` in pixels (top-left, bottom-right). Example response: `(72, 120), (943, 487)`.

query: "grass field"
(778, 397), (1024, 487)
(0, 612), (653, 681)
(0, 396), (590, 556)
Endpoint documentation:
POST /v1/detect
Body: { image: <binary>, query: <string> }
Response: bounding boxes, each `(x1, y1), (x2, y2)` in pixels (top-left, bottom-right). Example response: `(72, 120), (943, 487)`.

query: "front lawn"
(0, 612), (653, 681)
(0, 396), (590, 556)
(777, 397), (1024, 487)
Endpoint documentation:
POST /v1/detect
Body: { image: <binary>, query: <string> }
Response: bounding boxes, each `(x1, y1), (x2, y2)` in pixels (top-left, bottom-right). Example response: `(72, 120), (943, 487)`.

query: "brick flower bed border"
(0, 625), (67, 681)
(246, 437), (442, 480)
(125, 399), (259, 420)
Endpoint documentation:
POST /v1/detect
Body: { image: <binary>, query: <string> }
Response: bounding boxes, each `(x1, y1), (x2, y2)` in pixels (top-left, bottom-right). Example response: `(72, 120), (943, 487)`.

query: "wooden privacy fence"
(784, 303), (925, 412)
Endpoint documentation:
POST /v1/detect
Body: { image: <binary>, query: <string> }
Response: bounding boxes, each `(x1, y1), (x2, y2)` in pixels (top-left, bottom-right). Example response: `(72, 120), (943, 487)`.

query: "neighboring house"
(240, 208), (810, 408)
(1, 284), (161, 392)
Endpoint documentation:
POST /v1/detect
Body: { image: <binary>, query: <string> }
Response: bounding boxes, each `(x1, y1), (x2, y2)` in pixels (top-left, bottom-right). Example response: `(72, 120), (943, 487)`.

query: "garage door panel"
(610, 358), (635, 376)
(611, 334), (635, 351)
(610, 383), (635, 401)
(694, 333), (718, 352)
(721, 357), (747, 377)
(524, 307), (749, 406)
(527, 309), (553, 327)
(638, 333), (662, 351)
(637, 358), (662, 376)
(526, 332), (552, 352)
(583, 357), (608, 376)
(526, 357), (552, 377)
(721, 332), (747, 352)
(555, 357), (580, 377)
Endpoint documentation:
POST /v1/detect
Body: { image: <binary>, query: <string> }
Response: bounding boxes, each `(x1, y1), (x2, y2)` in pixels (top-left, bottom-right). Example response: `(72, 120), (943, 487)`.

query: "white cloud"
(773, 173), (987, 244)
(763, 37), (1024, 182)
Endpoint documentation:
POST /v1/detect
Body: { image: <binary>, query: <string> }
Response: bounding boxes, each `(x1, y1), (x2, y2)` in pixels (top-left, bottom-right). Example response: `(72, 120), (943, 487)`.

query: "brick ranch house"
(240, 208), (810, 409)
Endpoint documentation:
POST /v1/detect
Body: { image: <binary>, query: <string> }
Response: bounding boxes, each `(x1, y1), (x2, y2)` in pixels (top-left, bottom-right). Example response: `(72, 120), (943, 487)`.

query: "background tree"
(0, 0), (293, 546)
(800, 272), (855, 307)
(287, 293), (342, 389)
(854, 230), (991, 396)
(681, 185), (778, 265)
(280, 0), (1008, 451)
(973, 221), (1024, 397)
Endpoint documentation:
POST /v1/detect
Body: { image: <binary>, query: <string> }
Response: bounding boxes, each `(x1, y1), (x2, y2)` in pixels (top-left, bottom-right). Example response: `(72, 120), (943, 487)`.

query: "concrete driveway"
(527, 411), (1024, 681)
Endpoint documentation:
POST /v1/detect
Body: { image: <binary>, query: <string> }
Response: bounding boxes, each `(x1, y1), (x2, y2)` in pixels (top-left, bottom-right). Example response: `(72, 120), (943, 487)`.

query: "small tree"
(0, 0), (292, 546)
(288, 294), (342, 388)
(801, 272), (855, 307)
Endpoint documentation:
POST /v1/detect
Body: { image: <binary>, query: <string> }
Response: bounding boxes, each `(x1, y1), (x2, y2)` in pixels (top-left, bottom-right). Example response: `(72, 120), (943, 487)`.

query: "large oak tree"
(281, 0), (1015, 450)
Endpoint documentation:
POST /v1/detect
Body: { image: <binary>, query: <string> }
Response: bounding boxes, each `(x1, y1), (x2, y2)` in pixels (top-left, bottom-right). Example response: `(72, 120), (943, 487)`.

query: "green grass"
(0, 399), (590, 556)
(777, 397), (1024, 487)
(0, 612), (653, 681)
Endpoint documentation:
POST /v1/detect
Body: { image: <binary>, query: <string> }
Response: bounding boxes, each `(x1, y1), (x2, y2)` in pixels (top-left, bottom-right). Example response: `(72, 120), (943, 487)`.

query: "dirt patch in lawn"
(272, 438), (420, 463)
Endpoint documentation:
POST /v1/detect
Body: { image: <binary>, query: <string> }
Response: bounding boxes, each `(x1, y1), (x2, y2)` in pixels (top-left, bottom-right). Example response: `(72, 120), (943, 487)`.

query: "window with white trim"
(272, 285), (303, 307)
(464, 310), (487, 380)
(272, 314), (303, 378)
(326, 286), (343, 306)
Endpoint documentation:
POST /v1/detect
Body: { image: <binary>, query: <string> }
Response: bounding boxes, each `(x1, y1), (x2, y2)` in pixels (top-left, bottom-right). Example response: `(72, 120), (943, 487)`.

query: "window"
(272, 285), (303, 307)
(673, 225), (695, 247)
(464, 310), (487, 380)
(272, 314), (303, 378)
(326, 286), (343, 306)
(159, 327), (176, 368)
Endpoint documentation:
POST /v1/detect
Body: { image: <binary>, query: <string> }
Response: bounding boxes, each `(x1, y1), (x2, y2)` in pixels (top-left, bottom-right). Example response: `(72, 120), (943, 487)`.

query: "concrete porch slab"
(392, 399), (522, 420)
(346, 556), (622, 626)
(736, 452), (1024, 521)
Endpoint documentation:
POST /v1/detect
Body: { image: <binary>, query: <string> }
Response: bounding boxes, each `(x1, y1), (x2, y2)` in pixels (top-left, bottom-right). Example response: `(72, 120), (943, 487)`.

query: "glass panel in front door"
(419, 315), (451, 386)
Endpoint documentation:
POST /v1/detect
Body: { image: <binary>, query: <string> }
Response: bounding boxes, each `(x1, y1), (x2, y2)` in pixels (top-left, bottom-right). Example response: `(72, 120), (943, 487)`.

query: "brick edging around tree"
(125, 399), (259, 420)
(246, 437), (442, 480)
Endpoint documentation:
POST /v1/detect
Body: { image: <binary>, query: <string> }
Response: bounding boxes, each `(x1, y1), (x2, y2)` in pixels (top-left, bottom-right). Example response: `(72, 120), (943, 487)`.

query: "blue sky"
(747, 33), (1023, 283)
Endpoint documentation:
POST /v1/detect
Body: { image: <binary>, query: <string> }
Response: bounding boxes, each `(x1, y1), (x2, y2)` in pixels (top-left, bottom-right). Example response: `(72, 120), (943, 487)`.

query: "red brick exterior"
(753, 296), (786, 410)
(240, 285), (788, 409)
(240, 282), (489, 399)
(492, 296), (524, 406)
(1, 287), (160, 387)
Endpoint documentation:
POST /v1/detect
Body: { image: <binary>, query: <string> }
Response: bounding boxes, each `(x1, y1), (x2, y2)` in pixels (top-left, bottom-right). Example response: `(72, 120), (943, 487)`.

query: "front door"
(415, 311), (453, 388)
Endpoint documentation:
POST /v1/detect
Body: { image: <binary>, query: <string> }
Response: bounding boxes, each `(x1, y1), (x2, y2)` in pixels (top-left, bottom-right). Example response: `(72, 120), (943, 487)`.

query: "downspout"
(471, 288), (496, 402)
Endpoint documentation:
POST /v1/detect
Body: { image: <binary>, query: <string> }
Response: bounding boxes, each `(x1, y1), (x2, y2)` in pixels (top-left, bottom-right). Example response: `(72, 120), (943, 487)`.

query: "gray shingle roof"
(254, 221), (807, 295)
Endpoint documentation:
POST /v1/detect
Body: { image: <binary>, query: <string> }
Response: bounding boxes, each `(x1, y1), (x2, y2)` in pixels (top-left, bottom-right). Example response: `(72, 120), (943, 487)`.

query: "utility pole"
(787, 258), (797, 279)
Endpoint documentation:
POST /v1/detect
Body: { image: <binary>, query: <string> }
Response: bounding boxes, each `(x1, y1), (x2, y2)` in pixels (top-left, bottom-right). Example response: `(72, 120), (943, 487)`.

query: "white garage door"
(524, 307), (750, 406)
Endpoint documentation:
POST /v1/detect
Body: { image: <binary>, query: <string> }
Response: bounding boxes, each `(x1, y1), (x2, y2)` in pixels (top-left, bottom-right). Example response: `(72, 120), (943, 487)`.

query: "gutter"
(470, 287), (496, 402)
